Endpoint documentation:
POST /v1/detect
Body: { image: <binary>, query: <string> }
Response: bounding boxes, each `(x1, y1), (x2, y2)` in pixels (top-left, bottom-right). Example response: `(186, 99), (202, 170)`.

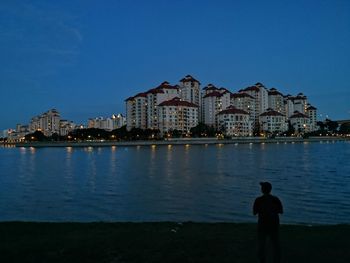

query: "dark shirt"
(253, 194), (283, 229)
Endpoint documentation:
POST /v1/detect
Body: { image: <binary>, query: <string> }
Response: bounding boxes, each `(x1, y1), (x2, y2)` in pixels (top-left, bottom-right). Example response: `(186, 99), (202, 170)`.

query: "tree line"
(1, 120), (349, 142)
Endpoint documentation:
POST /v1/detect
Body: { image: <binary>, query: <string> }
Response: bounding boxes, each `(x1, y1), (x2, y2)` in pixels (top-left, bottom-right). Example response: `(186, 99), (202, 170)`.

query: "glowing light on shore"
(30, 147), (36, 154)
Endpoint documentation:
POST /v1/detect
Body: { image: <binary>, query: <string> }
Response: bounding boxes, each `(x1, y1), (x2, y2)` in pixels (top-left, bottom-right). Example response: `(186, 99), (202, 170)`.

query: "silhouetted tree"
(339, 123), (350, 134)
(111, 125), (128, 140)
(325, 119), (339, 133)
(190, 123), (217, 137)
(25, 131), (47, 141)
(253, 122), (261, 136)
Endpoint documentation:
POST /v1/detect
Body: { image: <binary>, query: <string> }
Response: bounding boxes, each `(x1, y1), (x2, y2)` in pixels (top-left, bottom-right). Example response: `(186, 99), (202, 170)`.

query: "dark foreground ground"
(0, 222), (349, 263)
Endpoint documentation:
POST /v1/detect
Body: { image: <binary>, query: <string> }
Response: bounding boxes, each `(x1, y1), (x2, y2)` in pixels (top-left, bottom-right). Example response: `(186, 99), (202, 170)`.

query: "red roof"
(306, 106), (317, 110)
(268, 88), (284, 96)
(125, 96), (134, 102)
(155, 81), (179, 90)
(134, 92), (147, 98)
(230, 93), (254, 99)
(179, 75), (200, 84)
(146, 88), (165, 94)
(260, 109), (285, 117)
(218, 106), (249, 115)
(203, 84), (217, 90)
(290, 111), (309, 119)
(255, 82), (265, 87)
(243, 86), (260, 92)
(158, 97), (198, 107)
(203, 91), (222, 98)
(146, 81), (179, 94)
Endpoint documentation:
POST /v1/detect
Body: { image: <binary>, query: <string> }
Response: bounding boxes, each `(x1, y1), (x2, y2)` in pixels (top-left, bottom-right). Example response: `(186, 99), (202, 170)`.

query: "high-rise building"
(230, 93), (255, 122)
(126, 93), (147, 130)
(217, 106), (252, 136)
(268, 88), (285, 115)
(29, 109), (61, 136)
(146, 81), (180, 130)
(306, 105), (317, 132)
(290, 111), (310, 134)
(239, 83), (268, 128)
(158, 97), (198, 135)
(259, 108), (287, 134)
(202, 85), (231, 127)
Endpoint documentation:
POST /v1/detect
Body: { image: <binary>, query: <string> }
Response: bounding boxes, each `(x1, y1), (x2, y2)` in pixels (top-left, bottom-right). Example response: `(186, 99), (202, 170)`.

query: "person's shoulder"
(272, 195), (282, 202)
(254, 196), (263, 202)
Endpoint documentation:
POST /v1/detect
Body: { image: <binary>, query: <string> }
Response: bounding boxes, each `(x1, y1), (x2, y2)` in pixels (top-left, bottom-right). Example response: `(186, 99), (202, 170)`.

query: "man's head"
(260, 182), (272, 194)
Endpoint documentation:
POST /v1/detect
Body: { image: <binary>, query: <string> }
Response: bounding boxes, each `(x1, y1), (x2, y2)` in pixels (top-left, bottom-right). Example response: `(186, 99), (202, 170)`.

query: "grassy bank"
(0, 222), (349, 263)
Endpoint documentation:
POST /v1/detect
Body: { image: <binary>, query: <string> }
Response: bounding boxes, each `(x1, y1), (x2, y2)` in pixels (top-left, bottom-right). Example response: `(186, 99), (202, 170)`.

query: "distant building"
(29, 109), (61, 136)
(230, 93), (255, 122)
(146, 81), (180, 130)
(202, 84), (231, 127)
(306, 105), (318, 132)
(179, 75), (201, 121)
(217, 106), (252, 136)
(88, 114), (126, 131)
(285, 93), (308, 118)
(126, 93), (147, 130)
(158, 97), (198, 135)
(239, 83), (269, 129)
(59, 120), (76, 136)
(124, 76), (319, 137)
(290, 111), (310, 134)
(5, 125), (29, 142)
(268, 88), (285, 115)
(259, 108), (287, 134)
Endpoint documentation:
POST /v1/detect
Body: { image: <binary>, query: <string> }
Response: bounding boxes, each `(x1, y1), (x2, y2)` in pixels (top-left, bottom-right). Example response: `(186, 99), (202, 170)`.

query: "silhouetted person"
(253, 182), (283, 263)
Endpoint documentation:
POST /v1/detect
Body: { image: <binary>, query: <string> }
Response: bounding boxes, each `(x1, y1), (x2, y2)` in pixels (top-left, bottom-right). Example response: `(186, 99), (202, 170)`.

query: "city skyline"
(1, 0), (350, 131)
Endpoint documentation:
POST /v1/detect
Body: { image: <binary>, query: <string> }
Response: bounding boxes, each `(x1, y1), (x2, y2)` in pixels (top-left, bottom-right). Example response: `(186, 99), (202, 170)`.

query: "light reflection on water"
(0, 141), (349, 224)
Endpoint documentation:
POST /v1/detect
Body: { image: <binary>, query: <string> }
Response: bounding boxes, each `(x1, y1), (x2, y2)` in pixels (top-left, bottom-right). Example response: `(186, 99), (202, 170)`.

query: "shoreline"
(1, 222), (349, 262)
(1, 136), (349, 148)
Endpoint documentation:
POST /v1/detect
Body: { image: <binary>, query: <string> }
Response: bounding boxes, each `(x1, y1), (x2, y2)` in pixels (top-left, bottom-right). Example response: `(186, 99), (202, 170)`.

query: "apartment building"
(29, 109), (61, 136)
(290, 111), (310, 134)
(202, 86), (231, 127)
(239, 83), (268, 127)
(217, 106), (252, 136)
(230, 92), (255, 121)
(268, 88), (285, 115)
(259, 108), (287, 134)
(158, 97), (198, 135)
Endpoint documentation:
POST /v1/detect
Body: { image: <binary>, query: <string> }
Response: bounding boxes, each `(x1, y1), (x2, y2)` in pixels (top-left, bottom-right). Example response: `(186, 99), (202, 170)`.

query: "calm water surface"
(1, 141), (349, 224)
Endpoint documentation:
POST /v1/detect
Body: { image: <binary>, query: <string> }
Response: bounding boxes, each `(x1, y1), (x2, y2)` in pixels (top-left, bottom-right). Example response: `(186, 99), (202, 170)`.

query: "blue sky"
(1, 0), (349, 130)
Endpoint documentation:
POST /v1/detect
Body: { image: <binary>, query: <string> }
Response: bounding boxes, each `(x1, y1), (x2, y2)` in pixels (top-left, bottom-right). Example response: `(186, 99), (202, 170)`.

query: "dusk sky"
(1, 0), (349, 131)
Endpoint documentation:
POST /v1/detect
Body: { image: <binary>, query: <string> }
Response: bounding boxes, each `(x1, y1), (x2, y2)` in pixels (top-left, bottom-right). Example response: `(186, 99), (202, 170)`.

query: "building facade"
(157, 97), (198, 135)
(29, 109), (61, 136)
(88, 114), (126, 131)
(268, 88), (285, 115)
(259, 108), (287, 134)
(290, 111), (310, 134)
(202, 84), (231, 127)
(217, 106), (252, 136)
(240, 83), (269, 128)
(306, 105), (318, 132)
